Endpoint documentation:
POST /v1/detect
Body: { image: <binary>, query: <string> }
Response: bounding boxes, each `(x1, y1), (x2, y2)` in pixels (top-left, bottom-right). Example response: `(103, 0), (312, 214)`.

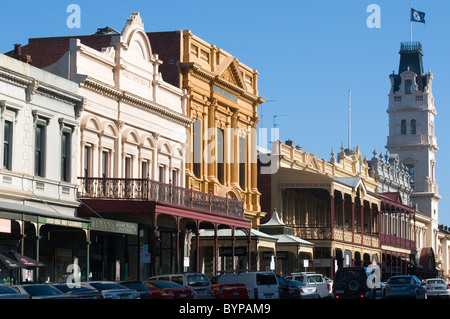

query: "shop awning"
(5, 251), (45, 268)
(0, 201), (90, 229)
(0, 253), (22, 270)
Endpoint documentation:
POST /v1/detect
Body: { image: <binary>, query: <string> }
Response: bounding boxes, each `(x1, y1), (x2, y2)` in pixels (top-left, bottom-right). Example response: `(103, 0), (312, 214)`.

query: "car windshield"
(22, 285), (63, 296)
(150, 281), (184, 289)
(427, 279), (445, 285)
(0, 286), (18, 294)
(186, 274), (210, 287)
(256, 273), (277, 285)
(388, 277), (411, 285)
(335, 270), (365, 282)
(89, 283), (126, 290)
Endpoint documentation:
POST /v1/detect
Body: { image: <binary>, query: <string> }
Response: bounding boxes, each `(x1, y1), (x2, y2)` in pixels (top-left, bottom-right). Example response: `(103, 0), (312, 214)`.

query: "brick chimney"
(12, 44), (32, 64)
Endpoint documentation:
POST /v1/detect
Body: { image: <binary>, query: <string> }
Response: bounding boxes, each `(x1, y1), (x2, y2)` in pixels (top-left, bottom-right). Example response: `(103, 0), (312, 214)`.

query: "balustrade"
(78, 177), (244, 219)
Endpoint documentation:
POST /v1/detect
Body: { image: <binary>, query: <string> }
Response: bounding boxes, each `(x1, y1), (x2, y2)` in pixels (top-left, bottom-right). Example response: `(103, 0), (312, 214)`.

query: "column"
(351, 200), (355, 242)
(330, 194), (335, 239)
(176, 217), (180, 273)
(247, 228), (251, 271)
(214, 224), (218, 275)
(196, 221), (200, 273)
(231, 227), (235, 270)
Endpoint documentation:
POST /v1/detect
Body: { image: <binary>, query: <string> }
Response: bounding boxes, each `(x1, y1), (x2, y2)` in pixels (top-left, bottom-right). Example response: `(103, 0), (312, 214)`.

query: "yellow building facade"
(148, 31), (266, 227)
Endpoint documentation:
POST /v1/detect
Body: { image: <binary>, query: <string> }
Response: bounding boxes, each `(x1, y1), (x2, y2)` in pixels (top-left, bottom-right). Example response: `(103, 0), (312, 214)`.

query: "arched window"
(401, 120), (406, 134)
(410, 119), (416, 134)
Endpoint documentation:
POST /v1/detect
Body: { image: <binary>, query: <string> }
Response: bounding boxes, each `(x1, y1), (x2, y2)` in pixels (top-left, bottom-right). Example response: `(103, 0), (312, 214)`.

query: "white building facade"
(0, 52), (86, 284)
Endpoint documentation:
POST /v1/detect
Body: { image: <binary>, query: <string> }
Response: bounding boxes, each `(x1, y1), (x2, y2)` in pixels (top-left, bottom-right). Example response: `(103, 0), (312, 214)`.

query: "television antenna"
(273, 114), (286, 127)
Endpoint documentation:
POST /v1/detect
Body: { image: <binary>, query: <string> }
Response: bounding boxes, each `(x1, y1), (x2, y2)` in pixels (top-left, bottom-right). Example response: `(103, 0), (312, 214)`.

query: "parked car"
(276, 274), (290, 299)
(0, 284), (30, 299)
(286, 280), (301, 299)
(52, 283), (103, 299)
(118, 281), (152, 299)
(332, 267), (371, 299)
(81, 281), (140, 299)
(145, 280), (196, 299)
(285, 272), (331, 298)
(212, 283), (249, 299)
(218, 271), (279, 299)
(148, 273), (213, 298)
(385, 275), (427, 299)
(287, 280), (320, 299)
(423, 278), (450, 299)
(210, 275), (249, 299)
(324, 276), (333, 297)
(11, 284), (75, 299)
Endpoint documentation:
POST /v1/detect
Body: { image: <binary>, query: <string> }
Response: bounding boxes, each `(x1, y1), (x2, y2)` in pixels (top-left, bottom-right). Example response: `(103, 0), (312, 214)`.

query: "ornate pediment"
(215, 56), (245, 90)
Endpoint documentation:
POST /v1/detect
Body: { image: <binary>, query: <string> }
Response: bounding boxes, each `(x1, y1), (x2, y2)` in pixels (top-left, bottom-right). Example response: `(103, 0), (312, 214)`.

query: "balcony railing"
(78, 177), (244, 219)
(380, 234), (416, 251)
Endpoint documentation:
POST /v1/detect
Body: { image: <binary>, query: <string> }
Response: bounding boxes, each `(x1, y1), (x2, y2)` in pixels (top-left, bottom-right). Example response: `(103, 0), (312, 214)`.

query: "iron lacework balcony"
(78, 177), (244, 219)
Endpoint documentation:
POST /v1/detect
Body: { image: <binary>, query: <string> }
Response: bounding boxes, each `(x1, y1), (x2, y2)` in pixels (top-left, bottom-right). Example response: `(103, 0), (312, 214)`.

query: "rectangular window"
(125, 156), (132, 179)
(141, 160), (149, 179)
(405, 79), (413, 94)
(102, 150), (111, 178)
(83, 145), (91, 178)
(172, 169), (178, 186)
(61, 131), (71, 182)
(159, 165), (165, 183)
(217, 128), (224, 184)
(239, 136), (246, 189)
(193, 119), (202, 177)
(35, 124), (46, 177)
(405, 164), (415, 185)
(3, 120), (12, 170)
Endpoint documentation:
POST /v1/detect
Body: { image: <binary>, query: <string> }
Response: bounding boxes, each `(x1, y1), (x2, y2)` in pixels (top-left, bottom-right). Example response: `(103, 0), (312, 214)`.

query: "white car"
(285, 272), (331, 299)
(423, 278), (450, 299)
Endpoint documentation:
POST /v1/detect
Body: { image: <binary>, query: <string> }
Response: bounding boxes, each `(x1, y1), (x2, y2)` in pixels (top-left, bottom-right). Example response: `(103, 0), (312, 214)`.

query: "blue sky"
(1, 1), (449, 224)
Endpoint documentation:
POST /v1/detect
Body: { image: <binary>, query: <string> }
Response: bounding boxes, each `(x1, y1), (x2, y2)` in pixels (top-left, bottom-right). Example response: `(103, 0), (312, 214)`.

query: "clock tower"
(385, 42), (440, 224)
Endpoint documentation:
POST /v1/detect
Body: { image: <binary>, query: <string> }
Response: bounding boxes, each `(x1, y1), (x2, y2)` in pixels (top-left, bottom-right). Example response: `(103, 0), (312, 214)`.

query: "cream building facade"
(0, 52), (87, 283)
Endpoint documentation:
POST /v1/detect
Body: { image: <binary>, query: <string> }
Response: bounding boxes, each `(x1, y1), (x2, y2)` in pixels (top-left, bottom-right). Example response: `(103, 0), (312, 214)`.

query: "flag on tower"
(411, 7), (425, 23)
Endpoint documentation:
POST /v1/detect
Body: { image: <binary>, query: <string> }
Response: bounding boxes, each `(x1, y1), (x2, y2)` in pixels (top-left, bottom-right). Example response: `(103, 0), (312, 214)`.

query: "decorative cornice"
(82, 77), (193, 127)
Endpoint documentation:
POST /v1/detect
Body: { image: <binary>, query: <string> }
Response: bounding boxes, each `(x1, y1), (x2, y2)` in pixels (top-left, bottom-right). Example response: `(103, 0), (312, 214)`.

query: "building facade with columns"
(147, 31), (266, 227)
(258, 140), (426, 279)
(14, 13), (254, 280)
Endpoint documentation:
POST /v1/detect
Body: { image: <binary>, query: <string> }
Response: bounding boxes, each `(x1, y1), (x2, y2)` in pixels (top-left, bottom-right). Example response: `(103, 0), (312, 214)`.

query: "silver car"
(81, 281), (140, 299)
(423, 278), (450, 299)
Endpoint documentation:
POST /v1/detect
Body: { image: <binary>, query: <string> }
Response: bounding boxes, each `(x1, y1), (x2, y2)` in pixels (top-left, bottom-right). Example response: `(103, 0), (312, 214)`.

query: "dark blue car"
(385, 275), (427, 299)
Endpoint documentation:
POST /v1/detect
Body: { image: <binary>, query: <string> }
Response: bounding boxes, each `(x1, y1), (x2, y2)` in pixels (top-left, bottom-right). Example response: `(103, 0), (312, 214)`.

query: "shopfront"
(0, 202), (90, 285)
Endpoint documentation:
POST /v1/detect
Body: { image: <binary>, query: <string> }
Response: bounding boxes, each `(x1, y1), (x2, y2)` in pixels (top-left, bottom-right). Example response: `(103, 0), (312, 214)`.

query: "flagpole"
(410, 3), (412, 47)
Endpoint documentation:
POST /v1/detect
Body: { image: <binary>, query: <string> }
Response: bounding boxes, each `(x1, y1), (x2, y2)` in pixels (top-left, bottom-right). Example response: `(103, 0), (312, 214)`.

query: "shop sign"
(0, 218), (11, 233)
(38, 216), (87, 229)
(219, 246), (247, 257)
(90, 217), (138, 235)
